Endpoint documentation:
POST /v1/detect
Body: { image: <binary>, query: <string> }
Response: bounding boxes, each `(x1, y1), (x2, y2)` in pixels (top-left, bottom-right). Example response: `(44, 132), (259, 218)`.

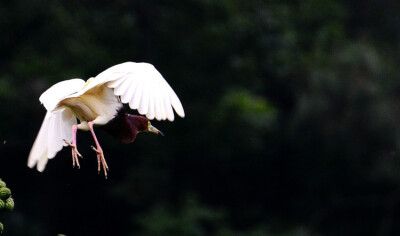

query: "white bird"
(28, 62), (185, 178)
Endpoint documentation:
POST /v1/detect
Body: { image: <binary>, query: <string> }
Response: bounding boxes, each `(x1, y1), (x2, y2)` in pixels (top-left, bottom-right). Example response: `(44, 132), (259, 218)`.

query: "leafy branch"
(0, 178), (15, 234)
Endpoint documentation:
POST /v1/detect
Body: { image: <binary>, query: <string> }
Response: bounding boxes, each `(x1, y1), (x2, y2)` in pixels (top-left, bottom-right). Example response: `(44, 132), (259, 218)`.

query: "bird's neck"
(101, 108), (139, 143)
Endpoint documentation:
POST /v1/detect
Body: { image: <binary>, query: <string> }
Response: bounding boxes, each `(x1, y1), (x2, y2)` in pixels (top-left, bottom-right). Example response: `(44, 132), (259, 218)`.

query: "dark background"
(1, 0), (400, 235)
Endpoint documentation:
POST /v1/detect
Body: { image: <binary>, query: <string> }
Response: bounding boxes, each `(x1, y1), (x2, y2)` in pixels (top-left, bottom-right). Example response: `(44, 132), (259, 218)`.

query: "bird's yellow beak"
(148, 123), (164, 136)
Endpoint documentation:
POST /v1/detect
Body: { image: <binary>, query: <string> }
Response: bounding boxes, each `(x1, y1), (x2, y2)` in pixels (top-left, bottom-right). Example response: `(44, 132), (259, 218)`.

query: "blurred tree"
(2, 0), (400, 235)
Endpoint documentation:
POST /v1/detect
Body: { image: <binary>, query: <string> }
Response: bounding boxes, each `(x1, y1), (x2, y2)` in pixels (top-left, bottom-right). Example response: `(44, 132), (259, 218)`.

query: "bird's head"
(130, 115), (164, 136)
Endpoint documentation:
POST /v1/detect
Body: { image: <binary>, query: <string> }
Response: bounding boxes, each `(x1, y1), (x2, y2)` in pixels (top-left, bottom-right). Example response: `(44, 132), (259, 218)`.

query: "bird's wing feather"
(28, 109), (77, 172)
(79, 62), (185, 121)
(40, 78), (86, 111)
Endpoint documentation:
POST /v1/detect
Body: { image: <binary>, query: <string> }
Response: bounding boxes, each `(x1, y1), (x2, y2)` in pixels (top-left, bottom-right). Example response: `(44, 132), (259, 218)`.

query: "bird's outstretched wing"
(40, 78), (86, 111)
(28, 109), (77, 171)
(28, 78), (85, 171)
(79, 62), (185, 121)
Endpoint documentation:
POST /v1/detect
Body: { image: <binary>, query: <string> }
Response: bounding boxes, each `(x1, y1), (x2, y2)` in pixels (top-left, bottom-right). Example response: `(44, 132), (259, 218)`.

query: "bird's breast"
(59, 87), (122, 125)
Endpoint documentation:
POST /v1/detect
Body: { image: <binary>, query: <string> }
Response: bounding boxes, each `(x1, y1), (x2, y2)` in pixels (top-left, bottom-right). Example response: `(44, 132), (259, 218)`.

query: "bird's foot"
(63, 139), (82, 169)
(91, 145), (109, 179)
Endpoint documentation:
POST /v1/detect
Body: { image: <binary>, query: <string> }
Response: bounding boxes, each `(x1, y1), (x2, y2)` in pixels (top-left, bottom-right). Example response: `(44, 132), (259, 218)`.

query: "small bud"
(0, 179), (5, 188)
(0, 222), (3, 233)
(0, 188), (10, 200)
(0, 199), (4, 211)
(4, 198), (14, 212)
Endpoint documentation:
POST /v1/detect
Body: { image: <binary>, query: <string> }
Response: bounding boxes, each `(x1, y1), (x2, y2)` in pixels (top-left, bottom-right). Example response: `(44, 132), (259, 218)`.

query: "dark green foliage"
(1, 0), (400, 235)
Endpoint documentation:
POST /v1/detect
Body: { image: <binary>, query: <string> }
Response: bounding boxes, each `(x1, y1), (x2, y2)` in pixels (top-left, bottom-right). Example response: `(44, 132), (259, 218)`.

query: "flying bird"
(28, 62), (185, 178)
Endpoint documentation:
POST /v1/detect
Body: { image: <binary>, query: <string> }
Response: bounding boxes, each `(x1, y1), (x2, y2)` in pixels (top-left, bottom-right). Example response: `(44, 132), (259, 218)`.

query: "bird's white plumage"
(28, 109), (77, 172)
(28, 61), (185, 172)
(79, 62), (185, 121)
(39, 79), (86, 111)
(28, 78), (86, 171)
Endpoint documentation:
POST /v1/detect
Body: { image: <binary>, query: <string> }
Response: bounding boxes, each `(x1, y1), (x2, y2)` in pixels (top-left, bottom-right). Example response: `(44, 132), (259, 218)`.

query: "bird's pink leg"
(63, 124), (82, 168)
(88, 121), (109, 178)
